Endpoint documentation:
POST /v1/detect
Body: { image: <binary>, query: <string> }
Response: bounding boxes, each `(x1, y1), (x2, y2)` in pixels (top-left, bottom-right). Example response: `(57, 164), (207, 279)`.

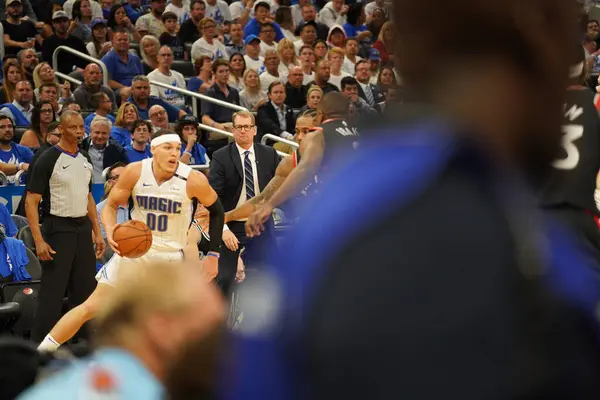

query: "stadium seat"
(171, 61), (195, 77)
(185, 43), (193, 57)
(24, 247), (42, 281)
(13, 127), (26, 143)
(0, 282), (39, 339)
(80, 111), (92, 121)
(0, 302), (20, 335)
(11, 215), (28, 231)
(16, 226), (35, 253)
(129, 42), (140, 58)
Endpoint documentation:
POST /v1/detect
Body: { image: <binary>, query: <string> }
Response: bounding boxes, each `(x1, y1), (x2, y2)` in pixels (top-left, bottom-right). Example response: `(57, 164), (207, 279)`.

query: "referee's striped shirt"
(27, 146), (93, 218)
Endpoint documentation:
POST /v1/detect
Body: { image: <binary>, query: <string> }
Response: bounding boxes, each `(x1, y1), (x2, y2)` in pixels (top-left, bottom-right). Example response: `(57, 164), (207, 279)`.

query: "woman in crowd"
(107, 4), (141, 42)
(176, 118), (209, 166)
(140, 35), (160, 74)
(277, 39), (299, 76)
(275, 6), (296, 41)
(188, 56), (213, 94)
(32, 63), (72, 101)
(0, 60), (25, 104)
(367, 7), (386, 39)
(373, 21), (394, 65)
(343, 3), (372, 43)
(110, 102), (139, 147)
(239, 69), (267, 111)
(20, 101), (56, 149)
(86, 19), (112, 59)
(228, 53), (246, 92)
(69, 0), (93, 42)
(313, 40), (329, 61)
(377, 65), (397, 97)
(301, 85), (323, 113)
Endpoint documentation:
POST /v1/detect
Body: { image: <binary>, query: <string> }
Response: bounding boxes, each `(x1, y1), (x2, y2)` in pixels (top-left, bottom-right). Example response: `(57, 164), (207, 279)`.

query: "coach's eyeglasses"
(234, 124), (255, 132)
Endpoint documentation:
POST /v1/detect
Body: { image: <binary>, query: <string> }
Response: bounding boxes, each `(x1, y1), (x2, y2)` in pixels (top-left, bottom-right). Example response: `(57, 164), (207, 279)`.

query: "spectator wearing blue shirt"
(101, 31), (143, 104)
(176, 115), (209, 166)
(243, 1), (284, 41)
(110, 102), (140, 147)
(123, 0), (144, 23)
(0, 203), (17, 237)
(342, 3), (372, 44)
(124, 120), (153, 162)
(0, 115), (33, 184)
(128, 75), (186, 122)
(84, 92), (116, 136)
(21, 261), (225, 399)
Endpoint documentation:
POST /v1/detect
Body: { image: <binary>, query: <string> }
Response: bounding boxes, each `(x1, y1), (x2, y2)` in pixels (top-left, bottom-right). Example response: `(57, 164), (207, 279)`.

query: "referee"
(25, 110), (106, 345)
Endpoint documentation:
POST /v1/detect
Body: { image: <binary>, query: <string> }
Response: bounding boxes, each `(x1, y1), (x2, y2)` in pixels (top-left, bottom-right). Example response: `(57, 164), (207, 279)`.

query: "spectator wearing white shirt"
(298, 44), (315, 85)
(204, 0), (231, 25)
(317, 0), (348, 28)
(277, 38), (299, 77)
(243, 35), (265, 72)
(290, 0), (311, 26)
(327, 47), (351, 90)
(294, 20), (317, 54)
(259, 50), (283, 92)
(191, 17), (229, 61)
(63, 0), (103, 20)
(259, 22), (278, 56)
(148, 46), (188, 110)
(165, 0), (189, 25)
(341, 37), (362, 74)
(229, 0), (254, 27)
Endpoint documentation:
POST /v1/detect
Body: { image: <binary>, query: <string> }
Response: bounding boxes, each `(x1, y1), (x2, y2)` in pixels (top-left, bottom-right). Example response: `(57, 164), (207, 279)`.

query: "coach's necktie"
(364, 85), (375, 106)
(244, 151), (255, 200)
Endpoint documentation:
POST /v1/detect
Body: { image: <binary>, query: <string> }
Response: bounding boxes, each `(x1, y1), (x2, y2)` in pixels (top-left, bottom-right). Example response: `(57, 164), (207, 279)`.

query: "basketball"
(113, 220), (153, 259)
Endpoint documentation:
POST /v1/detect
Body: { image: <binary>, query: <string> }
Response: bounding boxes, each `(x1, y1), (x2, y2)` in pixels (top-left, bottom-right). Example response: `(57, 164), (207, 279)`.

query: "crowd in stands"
(0, 0), (396, 185)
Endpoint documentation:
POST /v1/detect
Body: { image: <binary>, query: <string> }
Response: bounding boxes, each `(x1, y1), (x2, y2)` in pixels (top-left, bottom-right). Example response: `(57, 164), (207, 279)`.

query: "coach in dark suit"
(208, 110), (281, 295)
(256, 81), (297, 144)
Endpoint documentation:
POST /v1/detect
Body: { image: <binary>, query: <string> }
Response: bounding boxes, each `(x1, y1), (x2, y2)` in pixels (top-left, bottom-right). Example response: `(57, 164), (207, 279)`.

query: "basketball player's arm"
(224, 155), (294, 223)
(101, 163), (141, 254)
(187, 171), (224, 253)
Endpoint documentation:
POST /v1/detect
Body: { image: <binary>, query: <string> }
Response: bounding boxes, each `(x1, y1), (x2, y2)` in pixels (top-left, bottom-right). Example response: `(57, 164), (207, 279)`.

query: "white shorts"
(96, 249), (184, 287)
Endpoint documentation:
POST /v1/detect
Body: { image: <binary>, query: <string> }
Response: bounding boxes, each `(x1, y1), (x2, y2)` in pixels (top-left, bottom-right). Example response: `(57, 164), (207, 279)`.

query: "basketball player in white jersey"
(37, 130), (225, 352)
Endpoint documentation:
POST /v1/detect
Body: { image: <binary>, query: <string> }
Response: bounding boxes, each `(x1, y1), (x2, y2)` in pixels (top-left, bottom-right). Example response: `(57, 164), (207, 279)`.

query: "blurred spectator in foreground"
(20, 261), (225, 399)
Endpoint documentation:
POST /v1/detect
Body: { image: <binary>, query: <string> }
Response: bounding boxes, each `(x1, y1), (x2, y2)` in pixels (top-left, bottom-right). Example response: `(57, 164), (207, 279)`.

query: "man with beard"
(17, 48), (38, 86)
(177, 0), (206, 45)
(1, 0), (40, 57)
(227, 0), (600, 399)
(0, 115), (32, 183)
(73, 64), (117, 111)
(135, 0), (167, 38)
(42, 11), (89, 75)
(20, 260), (225, 399)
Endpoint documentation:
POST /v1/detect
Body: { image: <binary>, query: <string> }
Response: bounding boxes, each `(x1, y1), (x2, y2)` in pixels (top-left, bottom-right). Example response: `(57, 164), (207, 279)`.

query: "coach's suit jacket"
(209, 142), (281, 214)
(358, 82), (386, 111)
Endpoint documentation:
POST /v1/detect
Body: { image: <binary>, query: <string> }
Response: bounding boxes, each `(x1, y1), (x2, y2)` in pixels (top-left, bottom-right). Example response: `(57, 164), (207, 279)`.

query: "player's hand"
(222, 229), (239, 251)
(94, 236), (106, 259)
(245, 203), (273, 237)
(203, 255), (219, 281)
(235, 257), (246, 283)
(35, 240), (56, 261)
(105, 224), (121, 256)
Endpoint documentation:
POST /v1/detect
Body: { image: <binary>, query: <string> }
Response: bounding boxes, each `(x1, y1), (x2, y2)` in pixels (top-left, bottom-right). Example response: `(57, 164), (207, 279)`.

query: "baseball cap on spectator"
(369, 48), (381, 62)
(244, 34), (261, 45)
(52, 10), (69, 20)
(178, 115), (199, 127)
(6, 0), (22, 6)
(162, 11), (177, 22)
(91, 19), (107, 29)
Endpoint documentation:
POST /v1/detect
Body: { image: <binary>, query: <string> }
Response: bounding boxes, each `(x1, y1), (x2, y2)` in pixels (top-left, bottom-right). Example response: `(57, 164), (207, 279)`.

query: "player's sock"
(38, 334), (60, 352)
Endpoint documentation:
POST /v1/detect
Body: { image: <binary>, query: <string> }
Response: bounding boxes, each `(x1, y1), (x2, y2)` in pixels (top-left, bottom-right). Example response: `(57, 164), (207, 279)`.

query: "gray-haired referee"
(25, 110), (106, 345)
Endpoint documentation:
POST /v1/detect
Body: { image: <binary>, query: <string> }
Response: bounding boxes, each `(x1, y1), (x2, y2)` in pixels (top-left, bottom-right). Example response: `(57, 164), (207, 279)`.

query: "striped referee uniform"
(26, 146), (97, 343)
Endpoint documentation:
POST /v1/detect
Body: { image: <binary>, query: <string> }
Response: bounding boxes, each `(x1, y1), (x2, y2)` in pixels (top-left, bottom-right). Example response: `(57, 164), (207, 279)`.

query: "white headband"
(569, 61), (584, 79)
(151, 134), (181, 147)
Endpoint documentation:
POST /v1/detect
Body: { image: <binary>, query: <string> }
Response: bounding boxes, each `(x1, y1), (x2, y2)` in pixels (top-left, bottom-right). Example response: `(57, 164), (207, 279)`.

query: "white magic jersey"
(131, 159), (194, 252)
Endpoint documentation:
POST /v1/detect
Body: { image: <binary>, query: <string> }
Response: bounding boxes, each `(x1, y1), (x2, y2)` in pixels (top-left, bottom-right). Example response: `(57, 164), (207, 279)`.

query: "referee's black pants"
(217, 220), (275, 297)
(31, 215), (97, 343)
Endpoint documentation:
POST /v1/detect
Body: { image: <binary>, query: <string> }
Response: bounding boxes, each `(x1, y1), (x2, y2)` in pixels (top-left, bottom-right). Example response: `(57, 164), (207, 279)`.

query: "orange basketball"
(113, 220), (153, 259)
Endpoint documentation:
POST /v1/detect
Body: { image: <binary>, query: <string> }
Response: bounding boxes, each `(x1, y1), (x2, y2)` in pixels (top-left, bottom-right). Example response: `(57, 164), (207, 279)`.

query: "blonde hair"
(277, 38), (298, 65)
(33, 62), (53, 89)
(242, 68), (260, 95)
(327, 47), (345, 59)
(378, 21), (393, 45)
(115, 102), (139, 128)
(232, 110), (256, 125)
(94, 261), (197, 346)
(307, 85), (323, 99)
(139, 35), (160, 66)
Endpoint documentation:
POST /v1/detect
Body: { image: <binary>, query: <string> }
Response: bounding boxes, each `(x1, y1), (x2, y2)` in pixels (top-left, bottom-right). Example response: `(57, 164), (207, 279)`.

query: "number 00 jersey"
(131, 158), (194, 252)
(539, 88), (600, 213)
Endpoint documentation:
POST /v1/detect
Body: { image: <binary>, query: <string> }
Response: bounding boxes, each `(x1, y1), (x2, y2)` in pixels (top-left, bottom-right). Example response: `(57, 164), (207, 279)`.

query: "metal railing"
(261, 134), (299, 149)
(52, 46), (109, 87)
(55, 72), (82, 87)
(0, 23), (4, 60)
(197, 123), (290, 158)
(149, 80), (248, 117)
